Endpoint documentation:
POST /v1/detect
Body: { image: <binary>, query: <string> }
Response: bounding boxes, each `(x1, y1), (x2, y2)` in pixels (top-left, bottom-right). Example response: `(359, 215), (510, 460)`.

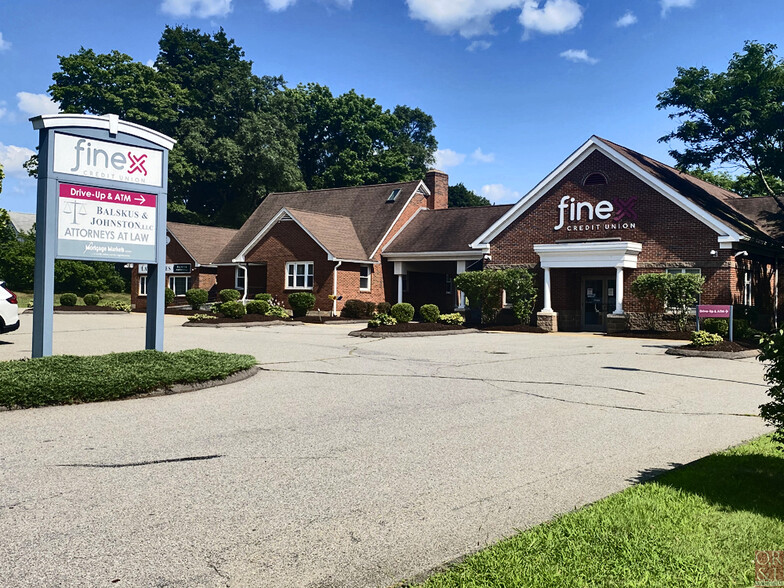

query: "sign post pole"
(146, 150), (168, 351)
(729, 305), (734, 342)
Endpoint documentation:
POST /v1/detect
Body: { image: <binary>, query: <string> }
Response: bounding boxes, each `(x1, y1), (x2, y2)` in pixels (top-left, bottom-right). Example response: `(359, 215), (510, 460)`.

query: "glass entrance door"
(582, 278), (616, 331)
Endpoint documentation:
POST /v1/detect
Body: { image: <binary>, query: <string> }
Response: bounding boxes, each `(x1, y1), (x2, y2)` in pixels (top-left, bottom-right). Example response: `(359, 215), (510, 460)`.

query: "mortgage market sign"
(30, 113), (175, 357)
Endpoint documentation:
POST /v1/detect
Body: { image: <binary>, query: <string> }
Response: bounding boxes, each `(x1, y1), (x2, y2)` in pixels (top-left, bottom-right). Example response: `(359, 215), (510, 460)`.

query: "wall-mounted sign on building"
(554, 195), (638, 232)
(30, 113), (175, 358)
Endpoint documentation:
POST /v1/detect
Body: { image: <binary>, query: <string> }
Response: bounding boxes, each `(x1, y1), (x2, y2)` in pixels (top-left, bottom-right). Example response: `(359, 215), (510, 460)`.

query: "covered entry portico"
(534, 240), (642, 332)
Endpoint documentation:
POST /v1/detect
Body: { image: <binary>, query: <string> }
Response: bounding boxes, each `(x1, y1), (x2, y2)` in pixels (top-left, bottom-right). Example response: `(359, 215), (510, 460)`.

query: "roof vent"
(386, 189), (401, 203)
(584, 172), (608, 186)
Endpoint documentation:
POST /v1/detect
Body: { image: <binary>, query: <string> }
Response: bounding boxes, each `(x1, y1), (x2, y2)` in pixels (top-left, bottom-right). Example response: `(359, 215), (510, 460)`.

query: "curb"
(0, 366), (261, 411)
(665, 347), (759, 360)
(183, 320), (300, 328)
(24, 309), (129, 315)
(349, 328), (480, 338)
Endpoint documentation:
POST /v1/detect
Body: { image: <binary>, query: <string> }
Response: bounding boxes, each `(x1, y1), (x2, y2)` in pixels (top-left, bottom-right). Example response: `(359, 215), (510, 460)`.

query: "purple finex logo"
(613, 197), (638, 222)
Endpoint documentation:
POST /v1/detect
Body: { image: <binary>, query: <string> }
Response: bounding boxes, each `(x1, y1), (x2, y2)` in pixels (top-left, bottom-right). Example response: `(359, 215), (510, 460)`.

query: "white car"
(0, 281), (20, 334)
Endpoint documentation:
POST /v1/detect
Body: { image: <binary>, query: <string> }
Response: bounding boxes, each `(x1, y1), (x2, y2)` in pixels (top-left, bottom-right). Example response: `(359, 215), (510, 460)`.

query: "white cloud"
(0, 32), (10, 51)
(406, 0), (525, 38)
(160, 0), (233, 18)
(467, 40), (492, 52)
(560, 49), (598, 64)
(481, 183), (520, 204)
(0, 102), (7, 120)
(265, 0), (352, 11)
(615, 10), (637, 27)
(0, 143), (36, 178)
(435, 148), (467, 169)
(16, 92), (60, 116)
(520, 0), (584, 37)
(660, 0), (695, 15)
(471, 148), (495, 163)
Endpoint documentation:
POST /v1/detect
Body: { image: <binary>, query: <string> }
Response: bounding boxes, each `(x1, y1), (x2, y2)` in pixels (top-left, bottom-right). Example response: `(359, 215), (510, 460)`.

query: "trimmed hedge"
(390, 302), (415, 323)
(246, 300), (269, 315)
(165, 287), (175, 306)
(254, 293), (273, 302)
(220, 300), (246, 319)
(376, 301), (392, 315)
(219, 289), (241, 303)
(420, 304), (440, 323)
(288, 292), (316, 317)
(83, 293), (100, 306)
(60, 293), (78, 306)
(342, 299), (375, 319)
(185, 288), (209, 310)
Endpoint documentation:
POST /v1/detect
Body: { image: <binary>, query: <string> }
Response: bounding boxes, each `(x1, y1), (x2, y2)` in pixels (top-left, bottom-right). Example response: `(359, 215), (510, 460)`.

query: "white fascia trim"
(30, 113), (176, 150)
(369, 181), (429, 259)
(165, 230), (199, 268)
(335, 258), (380, 265)
(470, 138), (597, 248)
(381, 206), (425, 253)
(534, 241), (643, 269)
(384, 250), (485, 262)
(470, 136), (744, 248)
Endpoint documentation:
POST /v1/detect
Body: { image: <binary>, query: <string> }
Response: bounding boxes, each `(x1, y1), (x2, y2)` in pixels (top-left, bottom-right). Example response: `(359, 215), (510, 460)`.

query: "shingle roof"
(215, 180), (424, 263)
(384, 205), (514, 253)
(597, 137), (779, 244)
(8, 211), (35, 234)
(717, 196), (784, 242)
(167, 222), (238, 266)
(285, 208), (367, 261)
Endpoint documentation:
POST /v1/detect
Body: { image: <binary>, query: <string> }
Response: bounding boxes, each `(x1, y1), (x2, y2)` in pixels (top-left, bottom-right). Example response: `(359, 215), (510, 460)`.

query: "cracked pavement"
(0, 314), (772, 587)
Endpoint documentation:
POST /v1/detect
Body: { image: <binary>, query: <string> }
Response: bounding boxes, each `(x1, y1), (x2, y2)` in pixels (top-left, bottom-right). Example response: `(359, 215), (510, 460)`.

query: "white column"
(456, 260), (467, 310)
(614, 266), (624, 315)
(394, 261), (405, 304)
(542, 267), (553, 312)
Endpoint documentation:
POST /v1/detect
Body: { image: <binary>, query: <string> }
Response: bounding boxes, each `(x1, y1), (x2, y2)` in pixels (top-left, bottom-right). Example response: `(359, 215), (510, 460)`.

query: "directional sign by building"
(58, 182), (157, 262)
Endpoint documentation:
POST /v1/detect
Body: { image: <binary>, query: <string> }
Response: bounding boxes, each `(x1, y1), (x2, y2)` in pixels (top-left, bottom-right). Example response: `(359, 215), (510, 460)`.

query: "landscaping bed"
(362, 322), (465, 333)
(479, 324), (548, 333)
(52, 305), (126, 312)
(417, 435), (784, 587)
(0, 349), (256, 409)
(607, 330), (692, 340)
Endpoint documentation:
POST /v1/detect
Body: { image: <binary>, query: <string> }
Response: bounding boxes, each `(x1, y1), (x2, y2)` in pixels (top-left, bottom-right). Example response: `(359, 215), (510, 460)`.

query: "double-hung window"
(235, 266), (245, 290)
(168, 275), (191, 296)
(139, 276), (147, 296)
(359, 265), (371, 291)
(286, 262), (314, 290)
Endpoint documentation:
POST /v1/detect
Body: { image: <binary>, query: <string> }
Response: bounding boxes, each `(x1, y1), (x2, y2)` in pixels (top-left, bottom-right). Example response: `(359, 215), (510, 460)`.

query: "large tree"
(448, 183), (490, 207)
(657, 41), (784, 208)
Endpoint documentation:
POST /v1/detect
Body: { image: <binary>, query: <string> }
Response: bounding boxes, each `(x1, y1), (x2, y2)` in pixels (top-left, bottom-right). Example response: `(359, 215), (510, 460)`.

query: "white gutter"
(240, 264), (249, 303)
(332, 260), (343, 317)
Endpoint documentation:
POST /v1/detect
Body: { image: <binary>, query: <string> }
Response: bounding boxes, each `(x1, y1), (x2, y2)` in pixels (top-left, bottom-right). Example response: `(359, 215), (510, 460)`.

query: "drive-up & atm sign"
(30, 113), (175, 357)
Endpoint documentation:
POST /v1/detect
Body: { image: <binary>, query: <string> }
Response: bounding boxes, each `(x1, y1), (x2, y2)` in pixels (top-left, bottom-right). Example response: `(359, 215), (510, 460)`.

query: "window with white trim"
(359, 265), (371, 291)
(665, 268), (701, 276)
(286, 262), (314, 290)
(168, 275), (191, 296)
(139, 275), (147, 296)
(235, 266), (245, 290)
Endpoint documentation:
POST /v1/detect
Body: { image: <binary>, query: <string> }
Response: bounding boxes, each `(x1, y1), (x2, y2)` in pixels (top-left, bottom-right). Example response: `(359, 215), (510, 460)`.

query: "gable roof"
(471, 136), (777, 249)
(167, 222), (237, 266)
(216, 180), (427, 264)
(384, 205), (513, 254)
(8, 211), (35, 234)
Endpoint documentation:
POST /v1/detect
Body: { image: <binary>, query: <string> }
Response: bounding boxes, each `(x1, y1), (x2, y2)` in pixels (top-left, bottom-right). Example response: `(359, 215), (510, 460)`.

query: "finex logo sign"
(554, 195), (638, 232)
(53, 132), (163, 188)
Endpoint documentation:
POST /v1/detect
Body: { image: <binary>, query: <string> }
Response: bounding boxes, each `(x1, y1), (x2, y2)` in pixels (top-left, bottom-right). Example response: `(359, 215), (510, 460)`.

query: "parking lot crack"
(57, 454), (223, 468)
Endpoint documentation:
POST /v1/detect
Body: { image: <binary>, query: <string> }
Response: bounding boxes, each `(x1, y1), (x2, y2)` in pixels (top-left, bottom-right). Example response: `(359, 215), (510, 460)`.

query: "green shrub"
(185, 288), (209, 310)
(219, 288), (241, 303)
(504, 268), (538, 324)
(453, 270), (506, 323)
(165, 287), (175, 306)
(266, 303), (290, 319)
(630, 273), (670, 330)
(376, 301), (391, 315)
(691, 330), (723, 347)
(220, 300), (246, 319)
(439, 313), (466, 325)
(669, 273), (705, 331)
(187, 313), (216, 322)
(254, 293), (273, 302)
(368, 313), (397, 328)
(83, 293), (100, 306)
(342, 299), (374, 319)
(108, 300), (131, 313)
(734, 319), (761, 342)
(420, 304), (440, 323)
(702, 318), (729, 338)
(59, 293), (78, 306)
(390, 302), (415, 323)
(758, 329), (784, 447)
(246, 300), (269, 315)
(288, 292), (316, 317)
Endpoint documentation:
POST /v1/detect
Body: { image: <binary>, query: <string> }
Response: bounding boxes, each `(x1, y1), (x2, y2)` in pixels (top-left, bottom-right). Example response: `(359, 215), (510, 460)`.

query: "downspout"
(332, 260), (343, 317)
(240, 263), (249, 303)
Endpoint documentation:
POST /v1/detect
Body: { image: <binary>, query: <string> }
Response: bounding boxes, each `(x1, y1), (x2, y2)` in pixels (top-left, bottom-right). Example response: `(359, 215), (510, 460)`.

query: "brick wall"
(131, 232), (200, 310)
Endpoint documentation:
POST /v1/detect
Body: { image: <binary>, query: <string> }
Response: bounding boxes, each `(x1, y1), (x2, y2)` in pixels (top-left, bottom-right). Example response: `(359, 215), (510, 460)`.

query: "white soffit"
(534, 241), (643, 269)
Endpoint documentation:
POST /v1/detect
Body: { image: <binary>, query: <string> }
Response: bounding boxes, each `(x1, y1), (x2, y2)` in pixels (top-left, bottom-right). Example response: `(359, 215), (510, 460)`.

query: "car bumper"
(1, 319), (19, 334)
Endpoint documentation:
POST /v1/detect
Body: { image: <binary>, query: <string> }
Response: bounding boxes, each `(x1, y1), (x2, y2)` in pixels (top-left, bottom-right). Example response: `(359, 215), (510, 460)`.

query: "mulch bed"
(478, 324), (548, 333)
(362, 322), (465, 333)
(680, 340), (758, 352)
(54, 305), (124, 312)
(185, 314), (359, 325)
(606, 330), (692, 340)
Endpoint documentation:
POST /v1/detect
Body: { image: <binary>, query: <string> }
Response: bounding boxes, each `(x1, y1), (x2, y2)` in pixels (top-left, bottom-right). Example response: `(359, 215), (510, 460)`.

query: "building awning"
(534, 241), (642, 269)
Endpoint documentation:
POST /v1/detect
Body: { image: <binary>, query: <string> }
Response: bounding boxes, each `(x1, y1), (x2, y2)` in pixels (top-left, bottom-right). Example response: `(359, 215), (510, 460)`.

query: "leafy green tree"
(688, 167), (784, 198)
(658, 41), (784, 209)
(668, 273), (705, 331)
(453, 269), (506, 324)
(448, 183), (490, 208)
(630, 273), (671, 330)
(0, 160), (4, 193)
(502, 268), (537, 324)
(759, 329), (784, 449)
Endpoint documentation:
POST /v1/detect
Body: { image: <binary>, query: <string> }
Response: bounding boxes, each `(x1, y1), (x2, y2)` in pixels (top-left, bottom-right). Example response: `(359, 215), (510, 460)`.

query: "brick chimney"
(424, 169), (448, 210)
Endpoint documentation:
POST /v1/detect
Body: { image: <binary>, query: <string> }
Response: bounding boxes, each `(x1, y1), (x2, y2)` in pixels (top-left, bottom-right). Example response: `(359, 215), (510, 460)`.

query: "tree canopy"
(45, 26), (438, 227)
(448, 183), (490, 207)
(657, 41), (784, 207)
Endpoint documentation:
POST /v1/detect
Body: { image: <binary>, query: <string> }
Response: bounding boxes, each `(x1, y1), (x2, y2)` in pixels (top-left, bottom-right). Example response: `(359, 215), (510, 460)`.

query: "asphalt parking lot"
(0, 314), (772, 587)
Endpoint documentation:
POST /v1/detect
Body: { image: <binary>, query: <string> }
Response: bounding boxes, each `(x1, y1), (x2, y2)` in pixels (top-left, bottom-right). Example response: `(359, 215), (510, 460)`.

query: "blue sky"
(1, 0), (782, 214)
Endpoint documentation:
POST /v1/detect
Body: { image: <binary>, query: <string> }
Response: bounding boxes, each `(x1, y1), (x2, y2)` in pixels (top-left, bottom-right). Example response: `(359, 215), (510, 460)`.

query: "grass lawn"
(0, 349), (256, 408)
(13, 291), (131, 308)
(418, 435), (784, 588)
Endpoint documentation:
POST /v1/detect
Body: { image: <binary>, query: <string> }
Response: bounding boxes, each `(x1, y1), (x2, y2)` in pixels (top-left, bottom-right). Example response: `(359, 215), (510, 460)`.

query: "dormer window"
(583, 172), (608, 186)
(386, 189), (401, 203)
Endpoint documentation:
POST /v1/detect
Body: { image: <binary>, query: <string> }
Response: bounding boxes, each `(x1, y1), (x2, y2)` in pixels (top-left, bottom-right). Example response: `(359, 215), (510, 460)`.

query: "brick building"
(131, 222), (236, 310)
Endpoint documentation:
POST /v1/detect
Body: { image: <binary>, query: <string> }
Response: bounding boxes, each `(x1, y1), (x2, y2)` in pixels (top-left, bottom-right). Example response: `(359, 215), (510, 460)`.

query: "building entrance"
(581, 277), (616, 331)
